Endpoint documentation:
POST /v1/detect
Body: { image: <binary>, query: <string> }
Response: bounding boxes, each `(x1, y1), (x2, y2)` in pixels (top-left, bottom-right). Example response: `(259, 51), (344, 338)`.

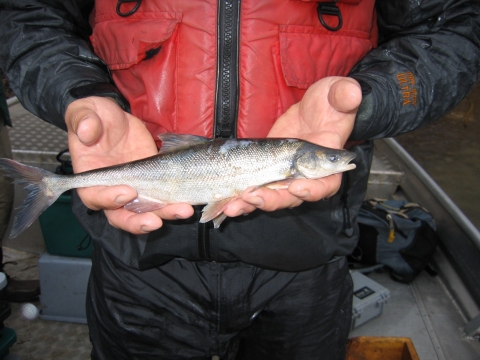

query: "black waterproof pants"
(87, 246), (353, 360)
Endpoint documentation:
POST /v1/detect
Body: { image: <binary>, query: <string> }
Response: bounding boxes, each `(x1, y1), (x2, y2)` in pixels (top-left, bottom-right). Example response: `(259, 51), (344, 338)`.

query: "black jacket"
(1, 0), (479, 271)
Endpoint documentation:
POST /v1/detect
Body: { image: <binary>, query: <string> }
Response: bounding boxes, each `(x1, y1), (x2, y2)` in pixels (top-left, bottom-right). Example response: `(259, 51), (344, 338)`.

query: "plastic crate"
(351, 271), (390, 330)
(38, 253), (91, 323)
(346, 336), (420, 360)
(39, 193), (93, 258)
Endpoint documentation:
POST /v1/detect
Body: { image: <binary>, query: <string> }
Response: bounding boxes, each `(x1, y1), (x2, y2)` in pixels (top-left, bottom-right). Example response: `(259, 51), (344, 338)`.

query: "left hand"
(65, 96), (194, 234)
(223, 76), (362, 217)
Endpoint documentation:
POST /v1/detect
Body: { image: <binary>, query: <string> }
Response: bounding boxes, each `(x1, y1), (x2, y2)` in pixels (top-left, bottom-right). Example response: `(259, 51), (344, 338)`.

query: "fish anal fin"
(212, 213), (228, 228)
(124, 195), (167, 213)
(157, 133), (210, 154)
(200, 197), (238, 226)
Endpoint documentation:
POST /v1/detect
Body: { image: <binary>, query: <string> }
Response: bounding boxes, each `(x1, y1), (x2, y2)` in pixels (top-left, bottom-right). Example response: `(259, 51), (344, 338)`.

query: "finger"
(75, 113), (103, 145)
(328, 78), (362, 113)
(77, 185), (138, 211)
(242, 187), (303, 211)
(67, 107), (103, 146)
(105, 209), (163, 234)
(152, 203), (195, 221)
(288, 174), (343, 201)
(222, 198), (257, 217)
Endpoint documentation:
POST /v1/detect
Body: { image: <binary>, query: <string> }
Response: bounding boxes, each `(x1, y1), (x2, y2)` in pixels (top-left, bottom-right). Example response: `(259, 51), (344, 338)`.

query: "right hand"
(223, 77), (361, 217)
(65, 96), (194, 234)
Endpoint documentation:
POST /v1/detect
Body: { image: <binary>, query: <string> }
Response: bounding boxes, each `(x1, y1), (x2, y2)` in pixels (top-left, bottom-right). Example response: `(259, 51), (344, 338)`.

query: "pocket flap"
(91, 13), (182, 70)
(279, 24), (372, 89)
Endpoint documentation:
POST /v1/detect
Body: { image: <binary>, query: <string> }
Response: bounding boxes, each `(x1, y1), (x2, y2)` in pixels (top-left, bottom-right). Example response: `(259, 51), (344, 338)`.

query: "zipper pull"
(386, 214), (395, 243)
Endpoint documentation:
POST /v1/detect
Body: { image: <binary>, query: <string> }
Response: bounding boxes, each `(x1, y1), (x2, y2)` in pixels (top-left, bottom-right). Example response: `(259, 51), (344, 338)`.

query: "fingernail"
(140, 225), (155, 233)
(115, 194), (131, 205)
(247, 196), (264, 208)
(294, 190), (310, 199)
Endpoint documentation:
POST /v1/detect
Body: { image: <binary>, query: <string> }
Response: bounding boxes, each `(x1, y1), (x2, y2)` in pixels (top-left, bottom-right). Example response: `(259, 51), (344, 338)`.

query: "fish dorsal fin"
(158, 133), (210, 154)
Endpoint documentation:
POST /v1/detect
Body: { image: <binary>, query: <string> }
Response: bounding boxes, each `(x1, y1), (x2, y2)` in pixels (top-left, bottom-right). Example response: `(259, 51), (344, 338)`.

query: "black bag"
(351, 199), (440, 283)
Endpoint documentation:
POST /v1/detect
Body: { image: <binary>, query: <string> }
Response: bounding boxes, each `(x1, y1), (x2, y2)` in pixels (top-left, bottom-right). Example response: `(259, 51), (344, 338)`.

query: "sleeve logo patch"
(397, 72), (417, 106)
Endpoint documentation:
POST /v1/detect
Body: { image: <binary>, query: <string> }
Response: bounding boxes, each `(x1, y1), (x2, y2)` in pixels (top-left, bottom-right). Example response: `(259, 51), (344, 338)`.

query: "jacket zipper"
(214, 0), (240, 139)
(198, 218), (212, 260)
(198, 0), (240, 260)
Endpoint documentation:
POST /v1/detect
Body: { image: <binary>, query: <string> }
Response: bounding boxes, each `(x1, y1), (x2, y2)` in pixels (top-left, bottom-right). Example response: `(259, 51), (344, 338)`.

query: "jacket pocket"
(90, 12), (182, 70)
(278, 24), (373, 89)
(90, 12), (182, 138)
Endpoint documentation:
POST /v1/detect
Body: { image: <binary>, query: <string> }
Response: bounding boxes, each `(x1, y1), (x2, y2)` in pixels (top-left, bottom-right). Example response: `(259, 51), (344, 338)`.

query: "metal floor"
(3, 101), (91, 359)
(2, 248), (91, 360)
(350, 256), (480, 360)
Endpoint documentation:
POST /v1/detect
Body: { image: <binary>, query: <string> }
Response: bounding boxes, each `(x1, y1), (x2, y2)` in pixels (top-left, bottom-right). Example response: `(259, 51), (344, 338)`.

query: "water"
(396, 80), (480, 231)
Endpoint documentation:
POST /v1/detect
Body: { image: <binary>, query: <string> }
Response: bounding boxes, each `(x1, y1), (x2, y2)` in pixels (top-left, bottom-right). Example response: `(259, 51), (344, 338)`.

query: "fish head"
(294, 148), (356, 179)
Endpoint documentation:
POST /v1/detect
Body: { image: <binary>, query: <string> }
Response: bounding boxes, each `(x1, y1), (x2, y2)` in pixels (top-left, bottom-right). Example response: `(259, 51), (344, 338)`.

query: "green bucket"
(39, 193), (93, 258)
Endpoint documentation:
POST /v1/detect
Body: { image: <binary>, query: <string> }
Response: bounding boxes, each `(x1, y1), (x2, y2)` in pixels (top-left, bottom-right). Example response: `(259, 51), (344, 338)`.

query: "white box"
(351, 271), (390, 330)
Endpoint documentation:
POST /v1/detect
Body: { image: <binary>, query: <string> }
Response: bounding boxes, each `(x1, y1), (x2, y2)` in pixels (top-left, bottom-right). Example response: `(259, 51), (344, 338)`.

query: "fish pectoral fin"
(200, 197), (238, 227)
(264, 179), (295, 190)
(124, 195), (167, 213)
(248, 179), (295, 193)
(157, 133), (210, 154)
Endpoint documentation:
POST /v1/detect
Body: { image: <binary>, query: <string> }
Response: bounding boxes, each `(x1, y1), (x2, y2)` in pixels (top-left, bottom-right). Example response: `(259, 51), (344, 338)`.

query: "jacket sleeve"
(350, 0), (480, 140)
(0, 0), (128, 131)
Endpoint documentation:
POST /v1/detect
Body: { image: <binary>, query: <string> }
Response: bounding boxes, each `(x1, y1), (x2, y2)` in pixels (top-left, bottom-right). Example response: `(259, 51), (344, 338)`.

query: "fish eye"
(328, 154), (340, 163)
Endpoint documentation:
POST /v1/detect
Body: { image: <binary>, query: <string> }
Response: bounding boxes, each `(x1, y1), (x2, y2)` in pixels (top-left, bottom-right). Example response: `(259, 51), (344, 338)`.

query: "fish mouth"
(329, 163), (356, 175)
(342, 152), (357, 172)
(330, 162), (356, 175)
(343, 163), (357, 171)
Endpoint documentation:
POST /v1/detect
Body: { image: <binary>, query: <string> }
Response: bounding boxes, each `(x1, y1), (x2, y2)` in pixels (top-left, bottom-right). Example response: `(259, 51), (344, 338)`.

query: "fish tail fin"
(0, 158), (65, 238)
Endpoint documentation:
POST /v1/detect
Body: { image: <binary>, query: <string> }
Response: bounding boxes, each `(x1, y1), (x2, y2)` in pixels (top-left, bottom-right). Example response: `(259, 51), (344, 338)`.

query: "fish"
(0, 133), (356, 238)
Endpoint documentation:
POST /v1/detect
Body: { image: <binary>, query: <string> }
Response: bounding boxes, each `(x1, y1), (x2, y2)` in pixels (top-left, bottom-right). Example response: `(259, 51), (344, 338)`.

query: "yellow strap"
(388, 229), (396, 243)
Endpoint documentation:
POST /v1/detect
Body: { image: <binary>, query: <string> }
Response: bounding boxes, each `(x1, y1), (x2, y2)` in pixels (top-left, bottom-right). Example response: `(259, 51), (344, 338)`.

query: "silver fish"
(0, 133), (356, 238)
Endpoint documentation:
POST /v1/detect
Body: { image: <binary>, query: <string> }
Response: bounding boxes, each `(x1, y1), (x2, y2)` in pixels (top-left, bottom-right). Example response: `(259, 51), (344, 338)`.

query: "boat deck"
(3, 87), (480, 359)
(4, 246), (480, 360)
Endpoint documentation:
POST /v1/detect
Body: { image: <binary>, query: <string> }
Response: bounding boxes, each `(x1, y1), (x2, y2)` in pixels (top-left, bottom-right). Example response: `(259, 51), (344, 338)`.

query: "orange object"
(346, 337), (420, 360)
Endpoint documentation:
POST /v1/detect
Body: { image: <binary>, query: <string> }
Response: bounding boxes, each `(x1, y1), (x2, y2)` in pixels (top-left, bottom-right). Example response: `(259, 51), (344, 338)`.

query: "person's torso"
(90, 0), (377, 144)
(82, 0), (377, 271)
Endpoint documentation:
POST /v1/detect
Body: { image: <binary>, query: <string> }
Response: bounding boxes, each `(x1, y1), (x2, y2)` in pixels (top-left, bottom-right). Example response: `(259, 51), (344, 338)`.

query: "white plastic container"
(351, 271), (391, 330)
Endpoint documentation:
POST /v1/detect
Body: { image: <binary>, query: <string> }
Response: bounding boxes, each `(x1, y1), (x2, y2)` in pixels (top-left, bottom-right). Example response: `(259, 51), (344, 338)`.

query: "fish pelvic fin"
(124, 195), (167, 213)
(0, 158), (65, 238)
(200, 197), (238, 228)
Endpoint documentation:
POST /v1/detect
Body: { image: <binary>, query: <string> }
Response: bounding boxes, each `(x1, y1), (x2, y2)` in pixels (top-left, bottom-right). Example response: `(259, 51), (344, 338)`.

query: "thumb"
(328, 78), (362, 114)
(66, 106), (103, 146)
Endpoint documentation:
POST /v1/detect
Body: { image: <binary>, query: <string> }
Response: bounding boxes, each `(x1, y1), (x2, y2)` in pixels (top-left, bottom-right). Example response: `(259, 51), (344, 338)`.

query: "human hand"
(65, 96), (193, 234)
(224, 76), (362, 217)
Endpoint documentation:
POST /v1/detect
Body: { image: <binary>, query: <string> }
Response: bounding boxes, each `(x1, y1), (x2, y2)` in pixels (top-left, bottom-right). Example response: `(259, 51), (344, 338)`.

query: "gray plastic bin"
(38, 253), (91, 323)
